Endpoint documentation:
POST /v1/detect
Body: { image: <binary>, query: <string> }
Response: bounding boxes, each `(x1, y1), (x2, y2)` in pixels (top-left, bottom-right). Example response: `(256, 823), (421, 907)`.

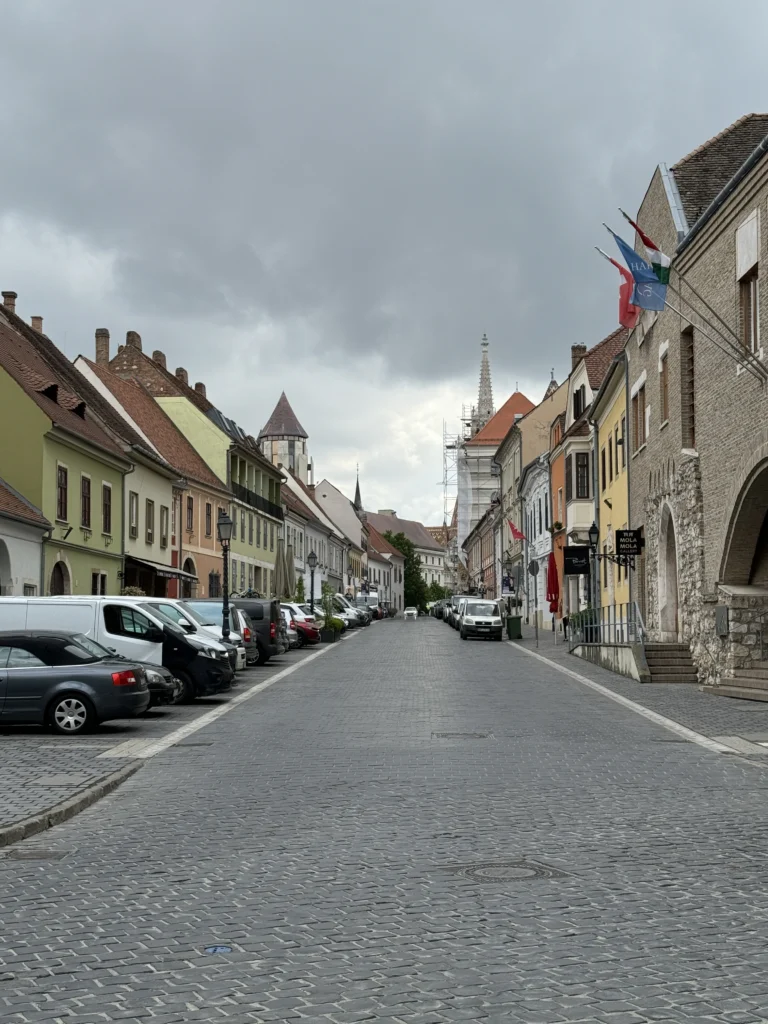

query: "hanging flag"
(608, 255), (640, 329)
(507, 519), (527, 542)
(546, 551), (560, 614)
(606, 226), (667, 312)
(619, 210), (671, 284)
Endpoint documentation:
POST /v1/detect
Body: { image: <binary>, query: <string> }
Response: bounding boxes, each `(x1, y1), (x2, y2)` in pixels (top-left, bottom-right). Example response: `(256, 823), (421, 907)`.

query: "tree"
(426, 581), (450, 603)
(384, 531), (428, 611)
(295, 576), (305, 603)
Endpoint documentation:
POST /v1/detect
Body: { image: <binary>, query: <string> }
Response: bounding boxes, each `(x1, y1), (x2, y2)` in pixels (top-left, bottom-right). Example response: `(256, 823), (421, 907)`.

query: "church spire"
(353, 465), (362, 512)
(471, 334), (495, 436)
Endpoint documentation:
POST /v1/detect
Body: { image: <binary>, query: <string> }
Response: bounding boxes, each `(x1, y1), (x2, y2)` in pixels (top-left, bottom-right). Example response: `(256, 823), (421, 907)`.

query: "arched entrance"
(0, 540), (11, 595)
(50, 560), (71, 595)
(659, 504), (679, 641)
(721, 462), (768, 586)
(181, 557), (196, 599)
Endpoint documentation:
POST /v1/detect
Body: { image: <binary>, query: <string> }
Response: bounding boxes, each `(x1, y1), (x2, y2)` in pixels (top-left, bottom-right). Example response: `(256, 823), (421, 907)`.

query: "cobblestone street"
(4, 618), (768, 1023)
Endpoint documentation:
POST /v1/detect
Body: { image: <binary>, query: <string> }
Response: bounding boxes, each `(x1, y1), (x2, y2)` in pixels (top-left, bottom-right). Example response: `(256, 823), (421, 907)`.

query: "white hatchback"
(404, 607), (418, 620)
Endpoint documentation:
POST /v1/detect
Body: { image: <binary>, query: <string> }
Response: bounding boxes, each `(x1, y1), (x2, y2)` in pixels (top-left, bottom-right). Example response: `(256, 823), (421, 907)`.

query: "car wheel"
(47, 693), (95, 735)
(176, 671), (197, 704)
(253, 643), (269, 666)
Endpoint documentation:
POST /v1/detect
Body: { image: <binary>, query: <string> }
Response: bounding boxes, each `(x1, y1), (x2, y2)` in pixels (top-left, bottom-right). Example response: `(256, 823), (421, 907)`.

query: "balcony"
(231, 482), (284, 522)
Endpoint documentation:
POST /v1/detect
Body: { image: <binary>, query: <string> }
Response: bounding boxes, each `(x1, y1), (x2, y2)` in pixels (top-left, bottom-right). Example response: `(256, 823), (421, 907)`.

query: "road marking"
(99, 636), (357, 761)
(506, 642), (740, 755)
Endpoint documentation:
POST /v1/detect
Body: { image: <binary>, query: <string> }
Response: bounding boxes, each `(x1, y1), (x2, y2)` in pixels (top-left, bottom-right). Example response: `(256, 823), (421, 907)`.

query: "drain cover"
(455, 859), (569, 881)
(172, 742), (213, 748)
(5, 849), (69, 861)
(204, 945), (232, 954)
(432, 732), (492, 740)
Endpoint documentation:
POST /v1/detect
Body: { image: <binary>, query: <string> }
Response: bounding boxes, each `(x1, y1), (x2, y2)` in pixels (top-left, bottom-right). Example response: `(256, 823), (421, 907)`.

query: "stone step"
(726, 674), (768, 689)
(645, 655), (696, 665)
(649, 665), (696, 676)
(650, 673), (699, 684)
(701, 683), (768, 702)
(737, 665), (768, 680)
(645, 644), (691, 653)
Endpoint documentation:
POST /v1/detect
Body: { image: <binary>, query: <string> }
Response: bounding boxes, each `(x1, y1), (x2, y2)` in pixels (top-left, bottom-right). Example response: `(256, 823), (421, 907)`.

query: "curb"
(0, 762), (142, 849)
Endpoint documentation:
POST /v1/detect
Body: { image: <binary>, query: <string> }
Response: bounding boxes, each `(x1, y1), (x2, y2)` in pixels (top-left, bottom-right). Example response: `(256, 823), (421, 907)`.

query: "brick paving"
(515, 620), (768, 741)
(3, 618), (768, 1021)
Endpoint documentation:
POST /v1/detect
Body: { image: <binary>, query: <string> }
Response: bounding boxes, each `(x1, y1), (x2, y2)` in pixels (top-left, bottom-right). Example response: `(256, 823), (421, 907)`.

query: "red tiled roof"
(365, 510), (444, 551)
(583, 327), (628, 390)
(259, 392), (308, 439)
(671, 113), (768, 225)
(464, 391), (535, 446)
(82, 359), (229, 493)
(0, 476), (49, 529)
(367, 523), (404, 560)
(282, 483), (327, 531)
(0, 315), (124, 458)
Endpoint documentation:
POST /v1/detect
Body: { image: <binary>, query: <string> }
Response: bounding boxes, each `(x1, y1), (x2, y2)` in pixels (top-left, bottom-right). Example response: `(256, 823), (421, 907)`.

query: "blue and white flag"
(607, 227), (667, 310)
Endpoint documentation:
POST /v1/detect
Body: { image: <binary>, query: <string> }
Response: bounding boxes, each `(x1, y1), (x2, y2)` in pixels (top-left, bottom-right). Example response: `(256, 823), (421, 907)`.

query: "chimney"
(95, 328), (110, 364)
(152, 349), (166, 369)
(126, 330), (142, 351)
(571, 344), (587, 369)
(2, 291), (17, 313)
(31, 316), (43, 333)
(175, 367), (188, 385)
(194, 382), (206, 398)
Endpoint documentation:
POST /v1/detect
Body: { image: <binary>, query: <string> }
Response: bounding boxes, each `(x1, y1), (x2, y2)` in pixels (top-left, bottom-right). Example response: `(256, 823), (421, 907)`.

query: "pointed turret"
(259, 392), (308, 439)
(470, 334), (495, 436)
(258, 392), (310, 483)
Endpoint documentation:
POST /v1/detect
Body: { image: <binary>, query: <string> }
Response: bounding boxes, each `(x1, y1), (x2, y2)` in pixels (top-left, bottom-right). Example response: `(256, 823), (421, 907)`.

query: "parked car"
(280, 607), (300, 649)
(231, 597), (282, 665)
(334, 605), (360, 629)
(0, 630), (150, 733)
(0, 597), (233, 702)
(459, 599), (504, 641)
(145, 665), (182, 706)
(298, 603), (320, 623)
(121, 597), (245, 674)
(404, 607), (418, 620)
(283, 601), (316, 624)
(294, 619), (320, 647)
(179, 600), (247, 671)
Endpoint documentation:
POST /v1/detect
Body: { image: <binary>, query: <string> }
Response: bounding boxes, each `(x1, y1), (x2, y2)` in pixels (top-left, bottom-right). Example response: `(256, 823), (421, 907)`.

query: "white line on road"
(506, 642), (740, 755)
(99, 634), (358, 761)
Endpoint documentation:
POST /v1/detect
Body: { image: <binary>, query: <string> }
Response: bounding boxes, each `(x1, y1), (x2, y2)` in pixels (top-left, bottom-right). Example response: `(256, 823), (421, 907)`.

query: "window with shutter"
(576, 453), (590, 499)
(565, 455), (572, 503)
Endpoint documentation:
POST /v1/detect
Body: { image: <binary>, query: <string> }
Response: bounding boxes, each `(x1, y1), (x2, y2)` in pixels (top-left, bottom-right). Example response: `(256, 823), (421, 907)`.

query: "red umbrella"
(546, 551), (559, 613)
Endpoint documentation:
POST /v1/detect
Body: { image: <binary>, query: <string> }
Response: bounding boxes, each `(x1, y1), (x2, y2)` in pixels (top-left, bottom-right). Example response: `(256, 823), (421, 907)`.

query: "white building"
(313, 478), (366, 595)
(0, 477), (50, 595)
(366, 523), (405, 612)
(365, 510), (447, 590)
(519, 454), (554, 629)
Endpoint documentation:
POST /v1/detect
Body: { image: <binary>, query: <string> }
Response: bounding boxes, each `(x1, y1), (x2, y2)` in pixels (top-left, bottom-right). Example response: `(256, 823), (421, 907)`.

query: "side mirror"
(146, 625), (165, 644)
(182, 622), (196, 634)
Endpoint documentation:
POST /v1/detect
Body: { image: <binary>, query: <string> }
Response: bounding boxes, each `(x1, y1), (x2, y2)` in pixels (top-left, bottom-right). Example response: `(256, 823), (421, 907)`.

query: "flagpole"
(663, 299), (765, 384)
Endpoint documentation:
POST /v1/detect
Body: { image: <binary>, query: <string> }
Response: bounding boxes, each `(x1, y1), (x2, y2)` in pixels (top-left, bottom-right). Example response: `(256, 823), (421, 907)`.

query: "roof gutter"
(677, 132), (768, 255)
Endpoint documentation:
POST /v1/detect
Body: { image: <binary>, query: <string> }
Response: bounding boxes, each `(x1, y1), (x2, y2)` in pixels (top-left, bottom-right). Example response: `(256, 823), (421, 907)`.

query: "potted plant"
(320, 583), (342, 642)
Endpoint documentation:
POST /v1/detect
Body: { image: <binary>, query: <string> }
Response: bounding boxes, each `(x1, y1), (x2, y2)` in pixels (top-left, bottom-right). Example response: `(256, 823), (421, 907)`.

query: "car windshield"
(466, 602), (498, 616)
(184, 602), (236, 630)
(140, 602), (194, 631)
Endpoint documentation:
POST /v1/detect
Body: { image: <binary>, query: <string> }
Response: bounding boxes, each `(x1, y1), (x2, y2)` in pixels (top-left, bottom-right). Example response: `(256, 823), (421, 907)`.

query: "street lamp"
(588, 521), (600, 551)
(217, 509), (234, 641)
(587, 520), (600, 613)
(307, 549), (318, 615)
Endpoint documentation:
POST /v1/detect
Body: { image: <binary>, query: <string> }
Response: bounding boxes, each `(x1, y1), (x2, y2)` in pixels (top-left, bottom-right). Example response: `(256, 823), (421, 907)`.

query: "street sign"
(564, 545), (590, 576)
(615, 529), (643, 558)
(528, 559), (539, 576)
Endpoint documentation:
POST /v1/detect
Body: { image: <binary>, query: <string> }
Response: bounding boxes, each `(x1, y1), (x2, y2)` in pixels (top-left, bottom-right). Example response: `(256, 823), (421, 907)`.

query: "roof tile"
(464, 391), (535, 446)
(0, 476), (49, 529)
(259, 392), (308, 439)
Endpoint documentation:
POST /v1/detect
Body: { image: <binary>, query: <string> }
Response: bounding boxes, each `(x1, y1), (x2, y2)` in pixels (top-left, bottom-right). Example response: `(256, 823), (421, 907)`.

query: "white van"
(119, 597), (246, 672)
(0, 597), (227, 667)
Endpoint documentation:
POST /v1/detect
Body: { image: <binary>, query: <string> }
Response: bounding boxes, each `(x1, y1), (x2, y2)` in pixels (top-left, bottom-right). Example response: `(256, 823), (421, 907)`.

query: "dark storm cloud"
(1, 0), (767, 383)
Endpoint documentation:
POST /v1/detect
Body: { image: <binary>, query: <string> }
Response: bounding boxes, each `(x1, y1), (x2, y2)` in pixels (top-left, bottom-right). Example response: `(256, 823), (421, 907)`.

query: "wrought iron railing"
(231, 482), (284, 521)
(568, 602), (645, 651)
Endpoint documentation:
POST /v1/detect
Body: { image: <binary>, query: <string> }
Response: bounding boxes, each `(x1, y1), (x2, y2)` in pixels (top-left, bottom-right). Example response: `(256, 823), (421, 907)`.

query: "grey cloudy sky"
(1, 0), (767, 523)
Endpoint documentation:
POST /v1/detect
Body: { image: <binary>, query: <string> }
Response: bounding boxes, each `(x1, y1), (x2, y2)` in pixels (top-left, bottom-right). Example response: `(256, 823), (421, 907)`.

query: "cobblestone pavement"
(4, 618), (768, 1022)
(515, 621), (768, 743)
(0, 648), (316, 833)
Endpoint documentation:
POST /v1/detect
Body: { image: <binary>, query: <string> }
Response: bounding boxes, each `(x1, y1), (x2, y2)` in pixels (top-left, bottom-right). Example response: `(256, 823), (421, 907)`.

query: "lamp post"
(479, 569), (486, 599)
(307, 549), (318, 615)
(588, 520), (600, 639)
(217, 509), (234, 641)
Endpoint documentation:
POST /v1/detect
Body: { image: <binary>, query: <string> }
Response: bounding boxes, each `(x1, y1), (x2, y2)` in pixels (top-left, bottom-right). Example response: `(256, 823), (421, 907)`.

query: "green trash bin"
(506, 615), (523, 640)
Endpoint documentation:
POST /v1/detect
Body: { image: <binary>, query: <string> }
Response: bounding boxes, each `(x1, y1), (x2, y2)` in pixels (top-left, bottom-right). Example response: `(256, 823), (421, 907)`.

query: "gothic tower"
(259, 392), (310, 483)
(470, 334), (495, 436)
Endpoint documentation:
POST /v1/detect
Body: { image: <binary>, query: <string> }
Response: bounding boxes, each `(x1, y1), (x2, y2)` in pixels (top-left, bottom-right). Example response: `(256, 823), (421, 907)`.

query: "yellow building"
(591, 354), (629, 610)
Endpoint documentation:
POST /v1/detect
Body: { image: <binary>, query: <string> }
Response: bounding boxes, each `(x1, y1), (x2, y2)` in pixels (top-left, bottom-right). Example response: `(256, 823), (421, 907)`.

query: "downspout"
(622, 349), (632, 611)
(121, 464), (133, 595)
(589, 411), (600, 611)
(40, 527), (53, 595)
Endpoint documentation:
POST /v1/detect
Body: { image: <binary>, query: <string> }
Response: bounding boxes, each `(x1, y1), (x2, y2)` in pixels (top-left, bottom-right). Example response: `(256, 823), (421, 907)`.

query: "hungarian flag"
(508, 519), (527, 542)
(620, 210), (671, 284)
(607, 228), (667, 312)
(608, 254), (640, 329)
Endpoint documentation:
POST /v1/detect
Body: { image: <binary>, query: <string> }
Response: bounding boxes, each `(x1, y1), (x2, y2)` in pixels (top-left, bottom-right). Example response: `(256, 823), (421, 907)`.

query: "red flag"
(508, 519), (527, 542)
(608, 255), (640, 329)
(546, 551), (559, 613)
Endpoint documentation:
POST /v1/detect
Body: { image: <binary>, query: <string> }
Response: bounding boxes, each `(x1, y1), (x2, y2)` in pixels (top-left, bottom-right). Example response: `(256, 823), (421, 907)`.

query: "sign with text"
(615, 529), (643, 558)
(564, 545), (591, 576)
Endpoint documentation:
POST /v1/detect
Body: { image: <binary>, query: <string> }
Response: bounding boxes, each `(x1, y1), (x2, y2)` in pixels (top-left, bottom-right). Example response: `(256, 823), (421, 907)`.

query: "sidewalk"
(511, 622), (768, 746)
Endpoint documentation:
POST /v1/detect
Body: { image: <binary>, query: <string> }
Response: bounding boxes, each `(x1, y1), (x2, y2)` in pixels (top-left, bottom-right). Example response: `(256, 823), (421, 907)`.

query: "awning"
(126, 555), (199, 582)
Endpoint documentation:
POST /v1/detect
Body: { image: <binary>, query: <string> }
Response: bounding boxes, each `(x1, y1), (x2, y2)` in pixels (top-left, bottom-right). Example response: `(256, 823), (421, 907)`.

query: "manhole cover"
(4, 849), (69, 861)
(455, 859), (569, 881)
(432, 732), (492, 740)
(204, 945), (232, 954)
(172, 742), (214, 748)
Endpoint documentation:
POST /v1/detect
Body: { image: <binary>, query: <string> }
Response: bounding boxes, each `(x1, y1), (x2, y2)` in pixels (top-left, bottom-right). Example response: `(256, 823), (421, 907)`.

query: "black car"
(145, 665), (182, 707)
(231, 598), (282, 665)
(0, 630), (150, 734)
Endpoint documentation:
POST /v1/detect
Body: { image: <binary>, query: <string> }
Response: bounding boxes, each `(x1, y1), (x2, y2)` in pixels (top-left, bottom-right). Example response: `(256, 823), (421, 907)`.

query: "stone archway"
(720, 461), (768, 586)
(0, 540), (11, 595)
(181, 557), (196, 599)
(659, 503), (679, 641)
(50, 560), (71, 595)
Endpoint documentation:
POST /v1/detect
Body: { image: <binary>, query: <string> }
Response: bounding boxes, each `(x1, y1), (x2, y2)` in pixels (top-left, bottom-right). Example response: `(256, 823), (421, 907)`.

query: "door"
(0, 644), (9, 715)
(3, 641), (48, 721)
(100, 604), (163, 665)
